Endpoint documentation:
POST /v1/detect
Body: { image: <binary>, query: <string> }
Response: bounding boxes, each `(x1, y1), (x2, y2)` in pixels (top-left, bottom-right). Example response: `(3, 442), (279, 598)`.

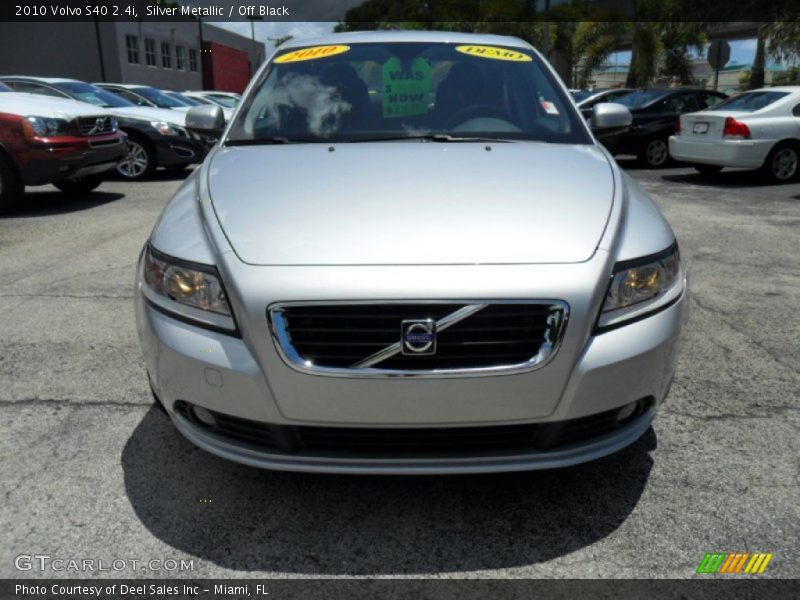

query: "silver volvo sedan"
(135, 32), (687, 474)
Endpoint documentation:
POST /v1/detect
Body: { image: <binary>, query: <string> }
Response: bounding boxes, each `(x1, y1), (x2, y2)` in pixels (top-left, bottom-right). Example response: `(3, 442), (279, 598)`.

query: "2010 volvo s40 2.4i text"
(135, 32), (687, 474)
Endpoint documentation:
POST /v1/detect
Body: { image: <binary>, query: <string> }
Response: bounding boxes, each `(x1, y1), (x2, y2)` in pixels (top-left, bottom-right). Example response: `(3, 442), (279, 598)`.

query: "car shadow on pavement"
(122, 407), (655, 575)
(659, 170), (771, 189)
(2, 190), (124, 218)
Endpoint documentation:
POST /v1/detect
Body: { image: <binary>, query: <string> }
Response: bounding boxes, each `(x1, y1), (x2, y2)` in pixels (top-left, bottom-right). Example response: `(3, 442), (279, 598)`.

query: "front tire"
(638, 137), (670, 168)
(117, 136), (155, 180)
(53, 174), (104, 194)
(693, 164), (723, 175)
(0, 153), (24, 213)
(761, 142), (799, 183)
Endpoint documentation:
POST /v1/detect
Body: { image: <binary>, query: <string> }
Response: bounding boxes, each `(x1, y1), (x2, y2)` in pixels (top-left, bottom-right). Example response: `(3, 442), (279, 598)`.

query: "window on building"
(189, 48), (198, 72)
(126, 35), (139, 64)
(161, 42), (172, 68)
(176, 46), (186, 71)
(144, 39), (157, 67)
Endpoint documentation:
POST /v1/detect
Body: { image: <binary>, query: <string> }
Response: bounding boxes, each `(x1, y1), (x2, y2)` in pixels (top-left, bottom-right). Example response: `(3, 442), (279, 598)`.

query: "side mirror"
(185, 105), (225, 135)
(590, 102), (633, 131)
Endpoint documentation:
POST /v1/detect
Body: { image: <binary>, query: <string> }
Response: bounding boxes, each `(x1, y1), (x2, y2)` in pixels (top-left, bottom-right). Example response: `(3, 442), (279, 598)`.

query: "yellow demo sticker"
(274, 45), (350, 64)
(455, 45), (532, 62)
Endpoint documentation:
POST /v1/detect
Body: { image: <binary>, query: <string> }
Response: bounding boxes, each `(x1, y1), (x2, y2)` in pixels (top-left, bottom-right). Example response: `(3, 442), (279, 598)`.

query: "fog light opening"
(616, 400), (641, 425)
(192, 405), (217, 428)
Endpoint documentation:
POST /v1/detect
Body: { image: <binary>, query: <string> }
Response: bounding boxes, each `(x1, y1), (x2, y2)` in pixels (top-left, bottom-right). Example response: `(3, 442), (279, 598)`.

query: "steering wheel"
(444, 104), (512, 130)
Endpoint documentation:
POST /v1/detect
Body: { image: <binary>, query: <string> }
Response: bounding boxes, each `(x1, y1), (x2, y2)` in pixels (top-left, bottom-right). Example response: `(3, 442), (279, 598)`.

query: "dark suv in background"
(597, 88), (728, 167)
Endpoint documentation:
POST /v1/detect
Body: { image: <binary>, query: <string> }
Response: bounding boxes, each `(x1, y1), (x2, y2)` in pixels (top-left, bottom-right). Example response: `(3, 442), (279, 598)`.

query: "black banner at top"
(0, 0), (798, 23)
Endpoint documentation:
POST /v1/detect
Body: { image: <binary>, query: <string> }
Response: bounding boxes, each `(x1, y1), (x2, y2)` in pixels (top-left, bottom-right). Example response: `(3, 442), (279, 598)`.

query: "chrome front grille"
(77, 115), (115, 136)
(269, 301), (568, 377)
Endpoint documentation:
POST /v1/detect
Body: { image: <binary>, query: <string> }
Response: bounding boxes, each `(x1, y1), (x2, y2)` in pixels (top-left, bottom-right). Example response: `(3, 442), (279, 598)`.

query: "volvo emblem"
(87, 117), (106, 135)
(401, 319), (437, 355)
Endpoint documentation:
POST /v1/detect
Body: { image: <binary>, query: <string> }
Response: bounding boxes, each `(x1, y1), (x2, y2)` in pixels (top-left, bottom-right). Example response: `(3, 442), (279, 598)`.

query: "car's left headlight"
(597, 243), (684, 331)
(141, 245), (237, 335)
(150, 121), (187, 137)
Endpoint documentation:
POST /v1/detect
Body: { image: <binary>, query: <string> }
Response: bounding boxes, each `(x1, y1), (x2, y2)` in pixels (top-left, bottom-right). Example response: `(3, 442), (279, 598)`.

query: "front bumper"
(153, 133), (207, 167)
(668, 136), (774, 169)
(20, 134), (126, 185)
(135, 278), (686, 473)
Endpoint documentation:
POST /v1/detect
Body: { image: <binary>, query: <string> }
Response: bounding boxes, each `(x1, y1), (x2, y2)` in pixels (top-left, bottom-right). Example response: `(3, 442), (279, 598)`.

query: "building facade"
(0, 20), (264, 93)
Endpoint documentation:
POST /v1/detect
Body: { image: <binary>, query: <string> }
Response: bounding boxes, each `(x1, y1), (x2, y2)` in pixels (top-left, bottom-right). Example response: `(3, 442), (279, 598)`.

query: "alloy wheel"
(646, 139), (669, 167)
(117, 140), (149, 178)
(772, 148), (798, 181)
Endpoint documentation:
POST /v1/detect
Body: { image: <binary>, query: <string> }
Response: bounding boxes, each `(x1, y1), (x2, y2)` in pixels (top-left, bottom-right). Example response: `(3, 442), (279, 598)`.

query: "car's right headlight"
(141, 245), (237, 335)
(150, 121), (187, 137)
(596, 243), (684, 331)
(22, 116), (74, 138)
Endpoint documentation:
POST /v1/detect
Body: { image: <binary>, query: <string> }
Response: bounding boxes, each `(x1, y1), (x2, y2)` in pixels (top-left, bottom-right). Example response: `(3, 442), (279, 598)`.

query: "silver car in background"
(135, 32), (687, 474)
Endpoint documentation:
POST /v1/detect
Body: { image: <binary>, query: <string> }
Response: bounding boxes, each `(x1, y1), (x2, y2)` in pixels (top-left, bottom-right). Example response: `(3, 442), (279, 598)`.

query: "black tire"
(760, 142), (800, 183)
(0, 153), (24, 213)
(693, 164), (723, 175)
(637, 137), (671, 168)
(116, 135), (156, 180)
(53, 174), (104, 194)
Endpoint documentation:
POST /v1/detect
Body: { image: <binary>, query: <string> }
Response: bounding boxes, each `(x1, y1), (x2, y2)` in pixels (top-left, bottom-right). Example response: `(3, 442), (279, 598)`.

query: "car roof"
(744, 86), (800, 93)
(96, 83), (149, 90)
(279, 30), (531, 51)
(0, 76), (84, 84)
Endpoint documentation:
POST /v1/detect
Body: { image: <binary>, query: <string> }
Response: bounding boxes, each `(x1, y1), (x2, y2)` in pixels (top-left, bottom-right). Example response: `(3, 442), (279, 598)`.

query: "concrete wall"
(0, 22), (105, 80)
(112, 22), (202, 90)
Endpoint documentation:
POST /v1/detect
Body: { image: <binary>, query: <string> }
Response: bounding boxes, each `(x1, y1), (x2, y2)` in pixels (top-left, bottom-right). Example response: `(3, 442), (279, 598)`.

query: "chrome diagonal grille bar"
(352, 304), (488, 368)
(268, 301), (569, 378)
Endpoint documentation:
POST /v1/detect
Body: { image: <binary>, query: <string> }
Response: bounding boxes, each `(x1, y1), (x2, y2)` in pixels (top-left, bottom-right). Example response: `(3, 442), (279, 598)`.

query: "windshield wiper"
(348, 134), (515, 143)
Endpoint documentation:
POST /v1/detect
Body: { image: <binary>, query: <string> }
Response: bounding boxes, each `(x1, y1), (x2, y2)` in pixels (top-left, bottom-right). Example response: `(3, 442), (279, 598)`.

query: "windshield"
(0, 82), (11, 92)
(712, 91), (790, 112)
(615, 89), (667, 109)
(167, 92), (202, 106)
(205, 94), (239, 108)
(227, 42), (591, 144)
(132, 87), (186, 108)
(57, 81), (136, 108)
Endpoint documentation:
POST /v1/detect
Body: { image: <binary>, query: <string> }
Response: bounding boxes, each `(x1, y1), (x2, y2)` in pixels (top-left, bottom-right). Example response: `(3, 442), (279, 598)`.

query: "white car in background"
(179, 91), (235, 121)
(669, 87), (800, 182)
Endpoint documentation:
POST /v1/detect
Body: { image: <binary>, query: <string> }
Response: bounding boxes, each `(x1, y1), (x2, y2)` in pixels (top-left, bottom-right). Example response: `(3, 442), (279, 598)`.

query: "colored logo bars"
(696, 552), (773, 574)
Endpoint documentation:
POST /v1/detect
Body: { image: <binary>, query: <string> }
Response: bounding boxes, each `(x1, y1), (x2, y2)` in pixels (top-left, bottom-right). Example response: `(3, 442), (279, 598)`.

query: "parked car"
(574, 88), (635, 119)
(136, 32), (686, 474)
(183, 91), (239, 109)
(669, 87), (800, 182)
(174, 91), (234, 121)
(94, 83), (190, 113)
(599, 88), (728, 167)
(0, 92), (126, 211)
(0, 77), (206, 180)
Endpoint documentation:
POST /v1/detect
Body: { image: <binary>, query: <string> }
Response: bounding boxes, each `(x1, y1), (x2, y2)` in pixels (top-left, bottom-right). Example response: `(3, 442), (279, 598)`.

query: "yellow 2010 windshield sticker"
(455, 45), (532, 62)
(274, 45), (350, 64)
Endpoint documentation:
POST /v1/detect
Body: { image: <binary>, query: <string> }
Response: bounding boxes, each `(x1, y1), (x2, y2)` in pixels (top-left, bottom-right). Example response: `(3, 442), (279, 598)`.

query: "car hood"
(0, 93), (113, 118)
(207, 142), (614, 266)
(107, 105), (187, 126)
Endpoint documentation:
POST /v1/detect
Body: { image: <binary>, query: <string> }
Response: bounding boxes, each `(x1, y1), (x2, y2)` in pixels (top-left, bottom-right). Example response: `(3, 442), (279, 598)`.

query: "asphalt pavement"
(0, 162), (798, 579)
